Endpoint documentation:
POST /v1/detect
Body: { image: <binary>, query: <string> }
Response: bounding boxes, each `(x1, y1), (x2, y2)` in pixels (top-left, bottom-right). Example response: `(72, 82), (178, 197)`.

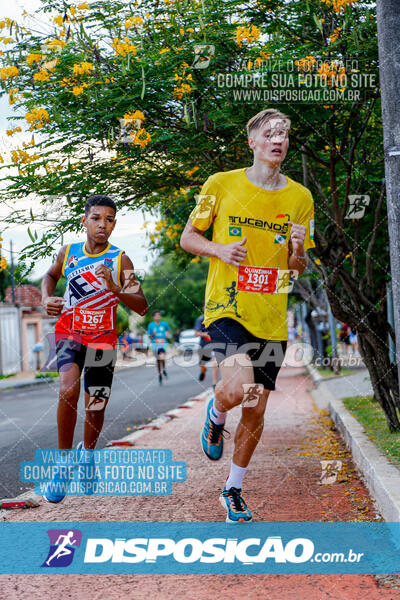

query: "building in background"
(0, 285), (54, 374)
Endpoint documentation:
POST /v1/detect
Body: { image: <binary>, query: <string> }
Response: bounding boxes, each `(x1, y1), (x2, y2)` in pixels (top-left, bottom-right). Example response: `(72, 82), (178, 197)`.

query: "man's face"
(153, 312), (161, 323)
(248, 118), (289, 165)
(81, 205), (116, 243)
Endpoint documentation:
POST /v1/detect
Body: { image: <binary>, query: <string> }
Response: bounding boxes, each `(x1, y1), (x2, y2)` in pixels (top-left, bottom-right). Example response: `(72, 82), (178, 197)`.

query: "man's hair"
(153, 310), (161, 316)
(246, 108), (291, 138)
(85, 195), (117, 216)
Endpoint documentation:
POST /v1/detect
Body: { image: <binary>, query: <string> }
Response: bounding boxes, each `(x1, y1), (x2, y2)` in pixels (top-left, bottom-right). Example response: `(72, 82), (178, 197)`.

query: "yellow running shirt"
(189, 167), (315, 341)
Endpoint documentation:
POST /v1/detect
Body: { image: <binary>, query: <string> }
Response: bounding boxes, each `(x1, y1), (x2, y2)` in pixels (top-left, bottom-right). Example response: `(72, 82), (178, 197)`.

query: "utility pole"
(376, 1), (400, 394)
(10, 241), (15, 304)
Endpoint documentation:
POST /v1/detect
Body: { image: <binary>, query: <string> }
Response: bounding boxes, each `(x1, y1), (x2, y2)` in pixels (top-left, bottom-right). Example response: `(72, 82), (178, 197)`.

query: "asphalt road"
(0, 355), (212, 499)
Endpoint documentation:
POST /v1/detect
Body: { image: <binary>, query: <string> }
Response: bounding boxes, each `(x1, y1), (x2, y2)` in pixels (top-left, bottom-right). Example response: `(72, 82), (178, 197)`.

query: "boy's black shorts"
(206, 317), (287, 391)
(55, 338), (117, 395)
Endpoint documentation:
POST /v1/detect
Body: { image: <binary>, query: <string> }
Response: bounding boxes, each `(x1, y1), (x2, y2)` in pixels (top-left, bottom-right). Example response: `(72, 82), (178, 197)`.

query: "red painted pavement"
(1, 366), (399, 599)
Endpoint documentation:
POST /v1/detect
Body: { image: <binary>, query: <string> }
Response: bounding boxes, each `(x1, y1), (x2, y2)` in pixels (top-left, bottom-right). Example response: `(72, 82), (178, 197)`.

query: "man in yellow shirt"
(180, 108), (315, 523)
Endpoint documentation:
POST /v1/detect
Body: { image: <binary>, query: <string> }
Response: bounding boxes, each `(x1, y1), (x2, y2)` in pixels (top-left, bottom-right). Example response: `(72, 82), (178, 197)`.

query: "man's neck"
(84, 238), (109, 255)
(245, 162), (286, 191)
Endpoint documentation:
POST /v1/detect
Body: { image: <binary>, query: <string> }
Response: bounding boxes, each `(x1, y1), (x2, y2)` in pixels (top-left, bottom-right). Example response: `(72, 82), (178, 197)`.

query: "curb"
(0, 377), (58, 391)
(307, 364), (400, 522)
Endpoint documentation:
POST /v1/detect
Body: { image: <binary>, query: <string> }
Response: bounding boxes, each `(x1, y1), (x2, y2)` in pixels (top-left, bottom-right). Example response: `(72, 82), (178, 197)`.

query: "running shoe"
(163, 369), (168, 378)
(42, 456), (70, 504)
(76, 441), (96, 495)
(219, 486), (253, 523)
(200, 397), (227, 461)
(159, 373), (162, 385)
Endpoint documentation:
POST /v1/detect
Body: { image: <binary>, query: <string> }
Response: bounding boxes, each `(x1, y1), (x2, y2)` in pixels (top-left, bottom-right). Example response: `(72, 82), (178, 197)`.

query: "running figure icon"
(45, 531), (77, 566)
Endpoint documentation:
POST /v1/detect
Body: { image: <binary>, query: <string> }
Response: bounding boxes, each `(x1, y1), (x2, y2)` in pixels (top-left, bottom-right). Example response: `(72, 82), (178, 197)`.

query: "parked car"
(177, 329), (201, 354)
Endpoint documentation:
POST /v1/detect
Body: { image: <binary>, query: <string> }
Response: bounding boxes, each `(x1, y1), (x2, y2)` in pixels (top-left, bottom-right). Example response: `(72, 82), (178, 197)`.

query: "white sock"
(225, 461), (247, 490)
(209, 399), (226, 425)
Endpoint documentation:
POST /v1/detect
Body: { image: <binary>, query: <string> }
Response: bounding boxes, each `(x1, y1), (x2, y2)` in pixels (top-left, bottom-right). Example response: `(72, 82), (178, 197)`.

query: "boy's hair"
(246, 108), (291, 137)
(85, 195), (117, 216)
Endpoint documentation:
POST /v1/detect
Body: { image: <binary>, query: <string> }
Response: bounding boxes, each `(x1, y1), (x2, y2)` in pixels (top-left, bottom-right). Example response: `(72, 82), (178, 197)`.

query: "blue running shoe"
(42, 459), (70, 504)
(76, 441), (96, 495)
(200, 397), (228, 461)
(219, 486), (253, 523)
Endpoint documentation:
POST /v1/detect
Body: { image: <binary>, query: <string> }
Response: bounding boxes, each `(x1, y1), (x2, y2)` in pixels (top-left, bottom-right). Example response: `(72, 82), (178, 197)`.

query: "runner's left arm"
(164, 322), (172, 340)
(287, 221), (308, 276)
(94, 253), (148, 315)
(287, 192), (316, 276)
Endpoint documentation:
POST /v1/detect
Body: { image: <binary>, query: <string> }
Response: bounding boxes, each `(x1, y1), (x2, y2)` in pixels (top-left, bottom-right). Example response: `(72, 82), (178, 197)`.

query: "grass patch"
(342, 395), (400, 468)
(316, 367), (358, 378)
(35, 371), (59, 379)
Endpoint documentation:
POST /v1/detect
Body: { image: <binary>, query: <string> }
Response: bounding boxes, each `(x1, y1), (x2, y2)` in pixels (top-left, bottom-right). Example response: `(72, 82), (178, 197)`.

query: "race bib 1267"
(73, 306), (114, 332)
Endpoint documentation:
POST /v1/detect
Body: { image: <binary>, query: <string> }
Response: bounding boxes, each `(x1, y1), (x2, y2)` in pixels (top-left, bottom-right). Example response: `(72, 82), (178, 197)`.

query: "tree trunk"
(327, 288), (400, 431)
(357, 319), (400, 432)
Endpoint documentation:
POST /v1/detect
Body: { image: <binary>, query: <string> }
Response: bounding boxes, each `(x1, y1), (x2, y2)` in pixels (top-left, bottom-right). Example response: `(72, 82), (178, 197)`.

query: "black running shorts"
(55, 338), (116, 395)
(206, 317), (287, 391)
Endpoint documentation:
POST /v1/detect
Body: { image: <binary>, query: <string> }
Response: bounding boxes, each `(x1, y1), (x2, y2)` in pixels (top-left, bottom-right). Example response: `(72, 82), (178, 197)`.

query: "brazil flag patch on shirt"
(229, 226), (242, 236)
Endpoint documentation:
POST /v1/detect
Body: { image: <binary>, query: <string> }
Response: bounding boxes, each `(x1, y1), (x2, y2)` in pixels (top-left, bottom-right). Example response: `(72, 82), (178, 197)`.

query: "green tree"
(0, 0), (397, 428)
(116, 303), (130, 335)
(141, 255), (208, 330)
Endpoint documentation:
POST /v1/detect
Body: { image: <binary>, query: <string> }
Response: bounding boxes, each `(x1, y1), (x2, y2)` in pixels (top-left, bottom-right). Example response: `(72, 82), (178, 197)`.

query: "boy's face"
(81, 205), (116, 243)
(248, 117), (289, 166)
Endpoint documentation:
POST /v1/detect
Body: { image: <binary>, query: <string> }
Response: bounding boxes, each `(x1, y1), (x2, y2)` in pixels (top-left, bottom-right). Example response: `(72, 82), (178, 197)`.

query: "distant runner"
(195, 306), (218, 389)
(147, 310), (171, 385)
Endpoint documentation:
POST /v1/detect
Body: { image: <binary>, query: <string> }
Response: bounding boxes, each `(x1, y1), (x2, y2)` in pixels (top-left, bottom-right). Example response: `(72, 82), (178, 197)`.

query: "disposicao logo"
(41, 529), (82, 568)
(83, 535), (315, 565)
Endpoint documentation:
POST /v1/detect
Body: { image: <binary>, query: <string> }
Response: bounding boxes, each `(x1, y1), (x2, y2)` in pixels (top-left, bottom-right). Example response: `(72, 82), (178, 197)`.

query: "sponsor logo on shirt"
(229, 226), (242, 236)
(67, 255), (79, 269)
(104, 258), (113, 270)
(67, 269), (103, 305)
(229, 214), (290, 234)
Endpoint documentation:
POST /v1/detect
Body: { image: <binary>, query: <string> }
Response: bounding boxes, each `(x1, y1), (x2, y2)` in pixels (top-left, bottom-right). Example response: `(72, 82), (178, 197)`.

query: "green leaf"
(184, 103), (190, 124)
(27, 227), (35, 243)
(313, 14), (323, 34)
(140, 66), (146, 100)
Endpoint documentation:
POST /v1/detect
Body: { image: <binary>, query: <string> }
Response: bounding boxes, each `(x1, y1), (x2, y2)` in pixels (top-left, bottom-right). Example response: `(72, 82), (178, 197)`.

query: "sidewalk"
(1, 364), (399, 599)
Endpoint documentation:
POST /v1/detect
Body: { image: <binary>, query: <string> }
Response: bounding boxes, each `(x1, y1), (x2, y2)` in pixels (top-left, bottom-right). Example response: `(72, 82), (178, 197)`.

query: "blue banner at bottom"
(1, 522), (399, 574)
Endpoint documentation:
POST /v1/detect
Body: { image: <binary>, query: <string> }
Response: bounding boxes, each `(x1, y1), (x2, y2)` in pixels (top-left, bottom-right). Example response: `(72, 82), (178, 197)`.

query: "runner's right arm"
(194, 315), (207, 339)
(41, 245), (67, 316)
(180, 220), (247, 267)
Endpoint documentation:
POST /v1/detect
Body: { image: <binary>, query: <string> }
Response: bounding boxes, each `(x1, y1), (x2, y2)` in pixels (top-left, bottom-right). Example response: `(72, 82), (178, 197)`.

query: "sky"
(0, 0), (158, 279)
